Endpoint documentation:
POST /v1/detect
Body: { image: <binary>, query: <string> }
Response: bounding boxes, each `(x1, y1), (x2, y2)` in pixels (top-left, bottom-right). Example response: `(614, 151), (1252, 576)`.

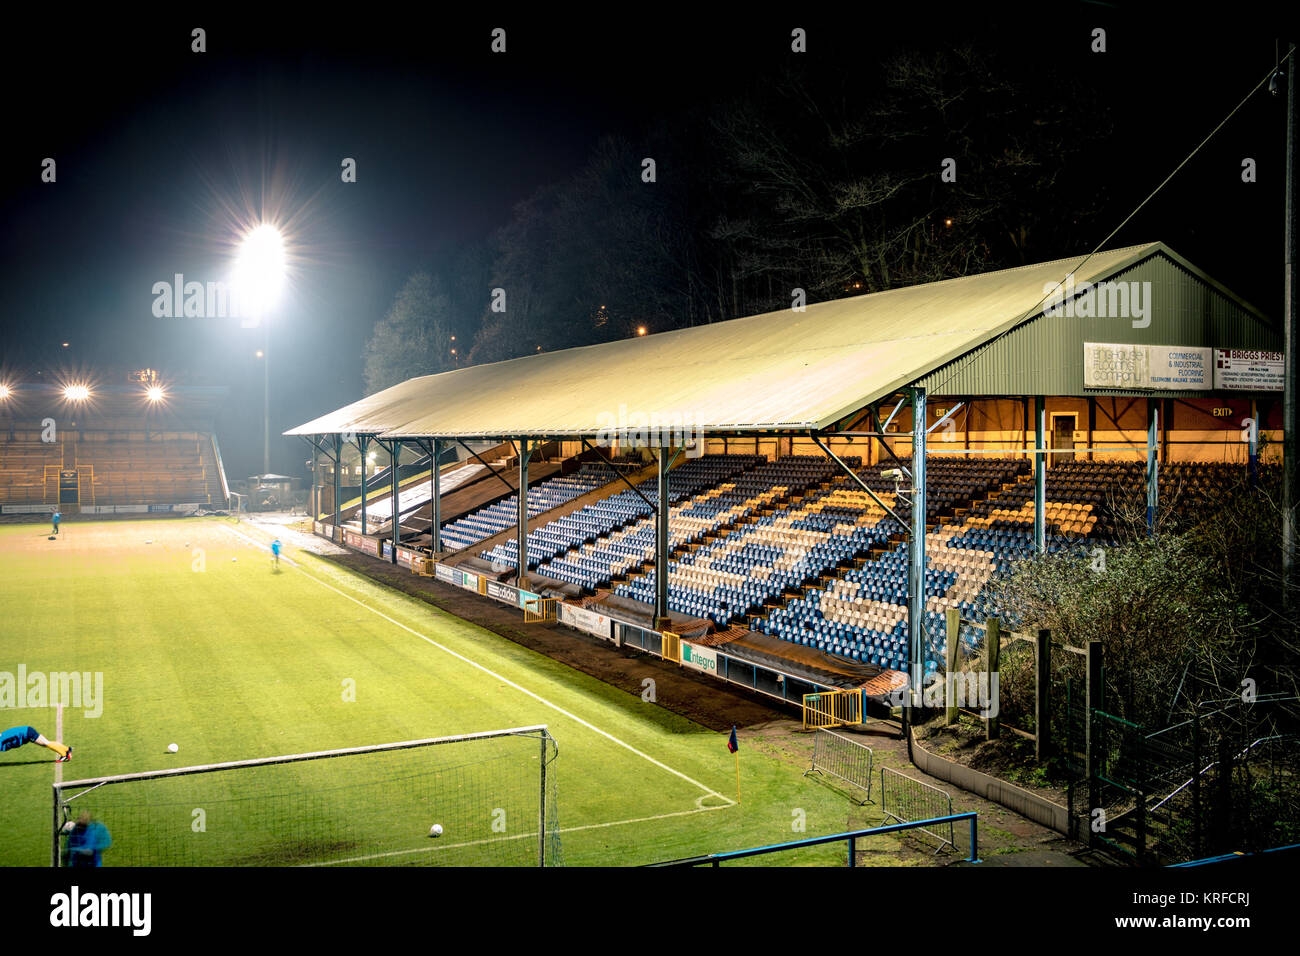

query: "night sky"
(0, 9), (1292, 478)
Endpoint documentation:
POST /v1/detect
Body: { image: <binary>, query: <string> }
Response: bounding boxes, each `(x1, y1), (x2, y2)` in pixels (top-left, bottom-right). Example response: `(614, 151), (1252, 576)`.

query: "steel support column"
(332, 433), (342, 544)
(1034, 396), (1046, 554)
(389, 439), (401, 563)
(907, 386), (927, 712)
(431, 439), (442, 554)
(517, 440), (531, 589)
(358, 435), (370, 535)
(1147, 400), (1159, 536)
(655, 445), (671, 626)
(311, 436), (319, 519)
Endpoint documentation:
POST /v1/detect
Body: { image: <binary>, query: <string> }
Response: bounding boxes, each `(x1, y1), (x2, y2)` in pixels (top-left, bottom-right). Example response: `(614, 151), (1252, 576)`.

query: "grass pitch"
(0, 517), (860, 866)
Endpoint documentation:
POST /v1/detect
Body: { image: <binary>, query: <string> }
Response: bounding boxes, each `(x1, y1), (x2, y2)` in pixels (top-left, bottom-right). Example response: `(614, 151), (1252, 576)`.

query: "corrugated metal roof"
(287, 242), (1273, 439)
(915, 247), (1278, 396)
(286, 374), (442, 436)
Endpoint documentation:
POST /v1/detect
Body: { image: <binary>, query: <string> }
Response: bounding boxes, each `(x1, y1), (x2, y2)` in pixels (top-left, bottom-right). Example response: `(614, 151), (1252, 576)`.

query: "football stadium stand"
(287, 241), (1283, 710)
(0, 385), (229, 514)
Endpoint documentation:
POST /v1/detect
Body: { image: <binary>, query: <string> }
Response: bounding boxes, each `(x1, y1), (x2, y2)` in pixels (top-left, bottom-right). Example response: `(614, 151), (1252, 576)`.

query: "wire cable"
(926, 47), (1296, 399)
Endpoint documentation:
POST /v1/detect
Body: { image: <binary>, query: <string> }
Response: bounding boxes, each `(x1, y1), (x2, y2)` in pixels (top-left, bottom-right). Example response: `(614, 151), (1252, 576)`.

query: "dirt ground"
(309, 541), (1103, 866)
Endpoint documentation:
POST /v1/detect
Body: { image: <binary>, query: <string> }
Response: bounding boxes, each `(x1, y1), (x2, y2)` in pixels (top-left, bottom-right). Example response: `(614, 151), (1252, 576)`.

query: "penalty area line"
(283, 555), (736, 810)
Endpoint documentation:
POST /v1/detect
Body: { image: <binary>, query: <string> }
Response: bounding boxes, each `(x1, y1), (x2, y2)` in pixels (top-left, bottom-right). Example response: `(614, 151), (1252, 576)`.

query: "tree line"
(364, 45), (1111, 393)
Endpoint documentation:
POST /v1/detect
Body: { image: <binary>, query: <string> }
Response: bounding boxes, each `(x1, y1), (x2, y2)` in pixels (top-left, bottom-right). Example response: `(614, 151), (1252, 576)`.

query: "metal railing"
(880, 766), (956, 852)
(647, 813), (980, 866)
(804, 728), (873, 804)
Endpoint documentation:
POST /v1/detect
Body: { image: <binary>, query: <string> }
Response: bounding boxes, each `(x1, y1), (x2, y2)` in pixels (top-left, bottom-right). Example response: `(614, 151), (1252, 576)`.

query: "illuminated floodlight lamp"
(233, 223), (286, 318)
(64, 385), (90, 401)
(146, 386), (166, 402)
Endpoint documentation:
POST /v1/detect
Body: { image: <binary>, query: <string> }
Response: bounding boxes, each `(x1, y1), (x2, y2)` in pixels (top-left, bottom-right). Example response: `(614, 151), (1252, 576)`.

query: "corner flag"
(728, 726), (738, 753)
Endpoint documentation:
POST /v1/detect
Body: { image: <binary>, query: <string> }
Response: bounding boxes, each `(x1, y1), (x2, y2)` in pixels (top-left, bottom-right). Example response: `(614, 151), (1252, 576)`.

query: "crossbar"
(55, 725), (551, 793)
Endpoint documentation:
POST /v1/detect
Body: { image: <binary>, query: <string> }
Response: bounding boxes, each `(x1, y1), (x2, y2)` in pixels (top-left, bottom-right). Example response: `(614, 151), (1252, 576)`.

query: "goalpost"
(52, 725), (560, 867)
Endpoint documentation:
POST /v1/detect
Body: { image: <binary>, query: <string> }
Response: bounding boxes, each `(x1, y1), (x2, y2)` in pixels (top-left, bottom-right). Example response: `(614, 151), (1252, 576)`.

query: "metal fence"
(647, 812), (981, 867)
(1063, 675), (1089, 842)
(1063, 680), (1300, 863)
(804, 729), (873, 804)
(879, 766), (956, 853)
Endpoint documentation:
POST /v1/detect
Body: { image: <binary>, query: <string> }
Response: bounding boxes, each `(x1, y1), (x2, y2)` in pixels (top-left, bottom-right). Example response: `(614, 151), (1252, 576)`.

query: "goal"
(52, 725), (560, 867)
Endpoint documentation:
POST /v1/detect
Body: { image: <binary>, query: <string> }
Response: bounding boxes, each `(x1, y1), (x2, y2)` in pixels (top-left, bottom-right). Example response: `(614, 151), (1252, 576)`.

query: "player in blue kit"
(271, 538), (282, 568)
(1, 725), (72, 761)
(62, 812), (112, 867)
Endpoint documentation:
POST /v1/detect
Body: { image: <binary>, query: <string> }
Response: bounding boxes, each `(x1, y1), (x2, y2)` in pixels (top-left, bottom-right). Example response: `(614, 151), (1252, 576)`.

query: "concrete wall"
(909, 729), (1071, 834)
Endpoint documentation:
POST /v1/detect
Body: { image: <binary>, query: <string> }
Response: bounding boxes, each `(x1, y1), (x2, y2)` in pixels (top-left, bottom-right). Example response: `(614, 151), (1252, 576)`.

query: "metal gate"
(802, 690), (862, 730)
(523, 596), (557, 623)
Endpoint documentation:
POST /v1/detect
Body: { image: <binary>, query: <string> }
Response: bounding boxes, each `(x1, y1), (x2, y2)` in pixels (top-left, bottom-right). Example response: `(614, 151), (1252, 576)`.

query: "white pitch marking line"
(214, 520), (734, 808)
(219, 524), (298, 566)
(306, 803), (730, 866)
(299, 562), (735, 806)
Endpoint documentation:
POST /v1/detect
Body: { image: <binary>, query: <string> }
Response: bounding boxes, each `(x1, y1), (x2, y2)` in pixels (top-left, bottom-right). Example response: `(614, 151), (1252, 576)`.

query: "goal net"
(52, 725), (560, 867)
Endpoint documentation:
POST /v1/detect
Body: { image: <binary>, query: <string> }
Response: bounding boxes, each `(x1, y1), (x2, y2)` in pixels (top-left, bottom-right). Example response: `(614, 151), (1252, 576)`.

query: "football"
(429, 824), (443, 838)
(167, 743), (179, 753)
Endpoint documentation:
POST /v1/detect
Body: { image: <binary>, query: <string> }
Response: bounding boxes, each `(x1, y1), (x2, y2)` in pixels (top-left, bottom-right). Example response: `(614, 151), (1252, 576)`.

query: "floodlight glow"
(0, 384), (10, 400)
(146, 386), (165, 402)
(233, 223), (286, 317)
(637, 326), (647, 336)
(64, 385), (90, 401)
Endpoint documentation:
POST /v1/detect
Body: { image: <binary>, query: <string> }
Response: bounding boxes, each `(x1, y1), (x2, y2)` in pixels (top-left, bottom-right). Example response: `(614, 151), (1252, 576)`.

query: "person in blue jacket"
(63, 812), (112, 867)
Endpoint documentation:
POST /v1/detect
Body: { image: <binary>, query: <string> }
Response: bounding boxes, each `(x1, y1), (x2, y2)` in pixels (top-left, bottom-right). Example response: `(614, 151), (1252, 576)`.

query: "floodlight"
(233, 224), (286, 316)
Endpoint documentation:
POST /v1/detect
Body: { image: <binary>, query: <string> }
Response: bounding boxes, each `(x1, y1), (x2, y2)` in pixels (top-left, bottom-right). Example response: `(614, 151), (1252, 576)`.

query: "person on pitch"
(0, 725), (72, 761)
(63, 812), (112, 867)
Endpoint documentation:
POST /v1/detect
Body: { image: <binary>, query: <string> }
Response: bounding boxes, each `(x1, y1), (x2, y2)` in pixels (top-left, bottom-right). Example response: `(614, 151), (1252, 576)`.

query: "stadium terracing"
(0, 384), (231, 516)
(285, 242), (1283, 713)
